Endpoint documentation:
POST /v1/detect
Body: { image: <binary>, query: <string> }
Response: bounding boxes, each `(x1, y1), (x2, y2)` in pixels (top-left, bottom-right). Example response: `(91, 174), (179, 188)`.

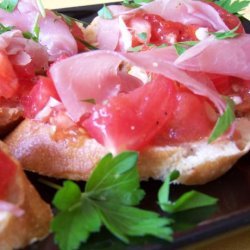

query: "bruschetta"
(0, 141), (52, 250)
(4, 0), (250, 184)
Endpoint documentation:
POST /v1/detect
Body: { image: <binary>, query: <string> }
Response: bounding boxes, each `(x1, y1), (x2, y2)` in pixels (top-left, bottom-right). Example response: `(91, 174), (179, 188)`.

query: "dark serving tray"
(25, 3), (250, 250)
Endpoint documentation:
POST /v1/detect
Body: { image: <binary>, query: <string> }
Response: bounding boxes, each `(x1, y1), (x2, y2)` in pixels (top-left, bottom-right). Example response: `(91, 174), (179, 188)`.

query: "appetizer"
(0, 141), (52, 249)
(3, 0), (250, 184)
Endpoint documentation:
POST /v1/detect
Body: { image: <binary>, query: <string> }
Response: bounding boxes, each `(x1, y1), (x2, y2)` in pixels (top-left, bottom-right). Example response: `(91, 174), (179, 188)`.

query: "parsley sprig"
(216, 0), (250, 15)
(209, 25), (240, 40)
(123, 0), (153, 8)
(51, 152), (173, 250)
(51, 152), (218, 250)
(158, 171), (218, 214)
(0, 0), (18, 12)
(208, 98), (235, 143)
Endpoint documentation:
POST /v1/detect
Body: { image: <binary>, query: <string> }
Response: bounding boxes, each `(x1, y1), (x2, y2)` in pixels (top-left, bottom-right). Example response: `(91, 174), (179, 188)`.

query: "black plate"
(26, 4), (250, 250)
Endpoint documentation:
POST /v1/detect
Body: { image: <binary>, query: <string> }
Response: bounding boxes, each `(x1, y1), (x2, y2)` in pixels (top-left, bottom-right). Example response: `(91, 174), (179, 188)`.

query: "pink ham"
(0, 0), (77, 61)
(50, 49), (225, 122)
(175, 34), (250, 80)
(94, 0), (229, 50)
(0, 201), (24, 217)
(0, 30), (48, 70)
(49, 51), (143, 121)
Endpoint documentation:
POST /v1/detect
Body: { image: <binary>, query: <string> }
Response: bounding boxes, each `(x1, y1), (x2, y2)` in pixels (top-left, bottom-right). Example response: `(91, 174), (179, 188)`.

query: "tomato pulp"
(83, 75), (177, 151)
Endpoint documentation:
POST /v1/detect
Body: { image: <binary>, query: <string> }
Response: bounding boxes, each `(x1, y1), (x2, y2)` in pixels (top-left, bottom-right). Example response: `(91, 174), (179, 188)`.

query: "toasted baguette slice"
(0, 141), (52, 250)
(4, 118), (250, 185)
(0, 107), (23, 137)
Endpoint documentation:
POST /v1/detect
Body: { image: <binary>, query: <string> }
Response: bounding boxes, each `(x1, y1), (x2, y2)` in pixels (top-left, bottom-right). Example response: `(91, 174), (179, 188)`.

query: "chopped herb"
(174, 41), (198, 55)
(51, 152), (173, 250)
(215, 0), (250, 15)
(0, 23), (13, 34)
(81, 98), (96, 104)
(158, 171), (218, 214)
(137, 32), (147, 41)
(0, 0), (18, 12)
(22, 14), (40, 42)
(208, 98), (235, 143)
(128, 45), (144, 52)
(98, 5), (113, 20)
(209, 25), (240, 40)
(123, 0), (153, 8)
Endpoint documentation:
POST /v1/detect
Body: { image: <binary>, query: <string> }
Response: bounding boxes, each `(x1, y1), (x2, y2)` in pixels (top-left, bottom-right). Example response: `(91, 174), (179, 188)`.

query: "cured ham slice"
(90, 0), (229, 51)
(0, 0), (77, 61)
(50, 49), (224, 123)
(175, 34), (250, 80)
(49, 51), (143, 121)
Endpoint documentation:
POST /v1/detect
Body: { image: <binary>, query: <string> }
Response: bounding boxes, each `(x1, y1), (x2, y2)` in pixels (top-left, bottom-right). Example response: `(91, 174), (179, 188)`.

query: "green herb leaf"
(85, 151), (144, 206)
(97, 201), (173, 243)
(98, 5), (113, 20)
(128, 45), (144, 52)
(174, 41), (198, 55)
(209, 25), (240, 40)
(123, 0), (153, 8)
(208, 98), (235, 143)
(52, 152), (172, 250)
(0, 0), (18, 12)
(52, 197), (101, 250)
(158, 171), (218, 214)
(216, 0), (250, 14)
(0, 23), (13, 34)
(137, 32), (147, 41)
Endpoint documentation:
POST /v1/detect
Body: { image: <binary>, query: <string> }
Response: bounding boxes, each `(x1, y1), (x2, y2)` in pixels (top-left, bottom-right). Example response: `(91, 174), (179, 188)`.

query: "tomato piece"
(154, 88), (217, 145)
(126, 13), (199, 46)
(70, 21), (87, 52)
(82, 75), (177, 151)
(205, 1), (245, 33)
(22, 76), (60, 118)
(0, 150), (16, 200)
(0, 52), (18, 99)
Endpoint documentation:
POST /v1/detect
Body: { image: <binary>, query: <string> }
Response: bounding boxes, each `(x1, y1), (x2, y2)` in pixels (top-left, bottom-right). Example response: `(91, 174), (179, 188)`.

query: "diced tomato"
(82, 75), (177, 152)
(0, 150), (16, 200)
(0, 52), (19, 99)
(205, 1), (245, 33)
(70, 21), (87, 52)
(126, 13), (199, 47)
(21, 76), (60, 118)
(154, 88), (217, 145)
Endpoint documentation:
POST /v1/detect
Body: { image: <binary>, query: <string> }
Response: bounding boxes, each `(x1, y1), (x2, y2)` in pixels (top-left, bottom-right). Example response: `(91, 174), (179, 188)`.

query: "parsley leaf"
(0, 23), (13, 34)
(98, 5), (113, 20)
(52, 152), (172, 250)
(0, 0), (18, 12)
(158, 171), (218, 214)
(22, 14), (40, 42)
(174, 41), (198, 55)
(209, 25), (240, 40)
(123, 0), (153, 8)
(208, 98), (235, 143)
(216, 0), (250, 14)
(137, 32), (147, 41)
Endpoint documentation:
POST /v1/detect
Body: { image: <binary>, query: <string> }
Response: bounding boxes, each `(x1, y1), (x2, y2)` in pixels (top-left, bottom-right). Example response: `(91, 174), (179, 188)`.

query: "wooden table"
(42, 1), (250, 249)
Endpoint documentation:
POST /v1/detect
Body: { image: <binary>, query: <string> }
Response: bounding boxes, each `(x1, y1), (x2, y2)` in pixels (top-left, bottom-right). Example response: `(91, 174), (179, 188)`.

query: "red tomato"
(22, 76), (60, 118)
(155, 89), (217, 145)
(82, 75), (177, 151)
(0, 150), (16, 200)
(126, 13), (199, 46)
(0, 52), (19, 99)
(205, 1), (245, 33)
(70, 21), (87, 52)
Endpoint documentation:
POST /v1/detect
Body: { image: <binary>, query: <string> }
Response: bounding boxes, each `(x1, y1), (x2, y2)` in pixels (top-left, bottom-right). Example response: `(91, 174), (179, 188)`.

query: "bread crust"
(0, 141), (52, 249)
(0, 107), (23, 137)
(4, 118), (250, 185)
